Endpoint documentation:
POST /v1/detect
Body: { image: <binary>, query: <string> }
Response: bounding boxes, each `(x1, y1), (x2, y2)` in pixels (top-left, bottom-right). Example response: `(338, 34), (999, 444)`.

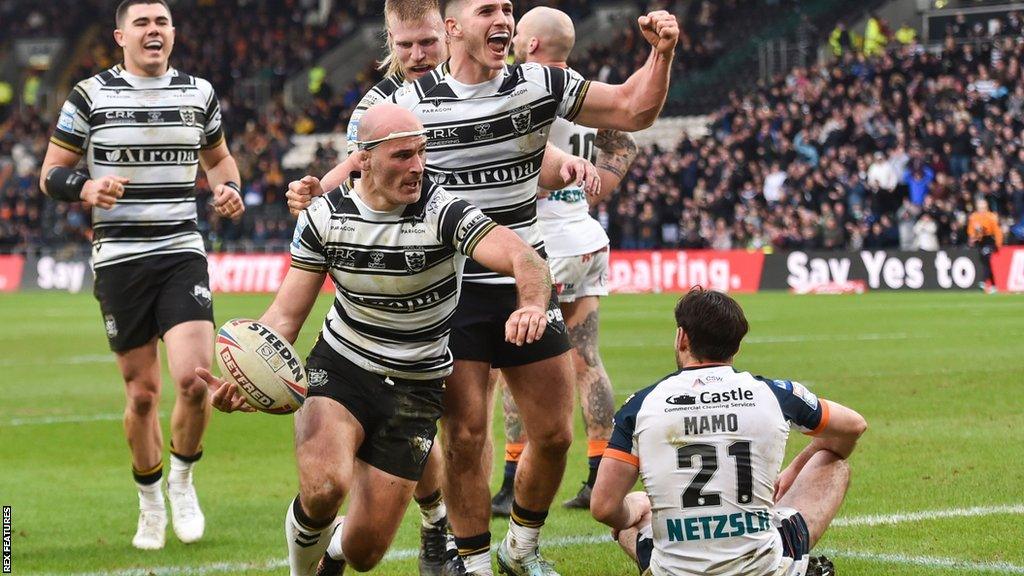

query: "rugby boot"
(807, 555), (835, 576)
(132, 507), (167, 550)
(419, 515), (448, 576)
(560, 482), (591, 510)
(167, 478), (205, 543)
(491, 485), (514, 517)
(496, 539), (560, 576)
(315, 552), (346, 576)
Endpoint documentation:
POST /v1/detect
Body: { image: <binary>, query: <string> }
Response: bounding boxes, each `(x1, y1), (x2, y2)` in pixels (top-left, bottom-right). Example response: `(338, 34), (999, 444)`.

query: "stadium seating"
(2, 1), (1022, 252)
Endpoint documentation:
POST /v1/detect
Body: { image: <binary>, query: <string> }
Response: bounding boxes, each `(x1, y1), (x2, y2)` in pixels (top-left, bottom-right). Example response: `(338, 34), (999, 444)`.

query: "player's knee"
(443, 420), (487, 456)
(300, 476), (346, 519)
(175, 372), (208, 404)
(532, 423), (573, 455)
(125, 384), (160, 415)
(345, 541), (388, 572)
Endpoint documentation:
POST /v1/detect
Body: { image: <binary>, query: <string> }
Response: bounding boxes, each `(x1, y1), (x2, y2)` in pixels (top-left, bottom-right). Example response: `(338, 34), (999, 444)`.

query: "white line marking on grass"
(44, 504), (1024, 576)
(0, 354), (109, 367)
(819, 549), (1024, 574)
(4, 413), (126, 426)
(832, 504), (1024, 527)
(745, 333), (914, 344)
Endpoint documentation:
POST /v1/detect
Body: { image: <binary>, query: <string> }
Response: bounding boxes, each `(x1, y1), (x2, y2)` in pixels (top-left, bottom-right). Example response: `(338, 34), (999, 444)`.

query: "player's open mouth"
(403, 179), (421, 191)
(143, 40), (163, 54)
(487, 32), (510, 55)
(409, 64), (433, 75)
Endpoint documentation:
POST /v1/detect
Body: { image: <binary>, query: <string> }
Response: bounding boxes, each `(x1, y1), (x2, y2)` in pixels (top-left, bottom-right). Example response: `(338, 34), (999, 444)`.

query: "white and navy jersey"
(390, 61), (590, 285)
(290, 181), (497, 380)
(537, 115), (608, 258)
(50, 65), (223, 269)
(606, 366), (830, 576)
(346, 73), (405, 156)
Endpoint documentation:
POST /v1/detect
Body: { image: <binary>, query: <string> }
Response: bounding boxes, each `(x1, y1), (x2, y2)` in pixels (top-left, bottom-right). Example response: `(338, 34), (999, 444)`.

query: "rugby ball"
(215, 319), (307, 414)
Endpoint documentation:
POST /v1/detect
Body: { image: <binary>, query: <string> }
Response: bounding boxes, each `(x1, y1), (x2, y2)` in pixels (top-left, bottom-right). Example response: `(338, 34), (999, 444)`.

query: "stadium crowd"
(2, 2), (1023, 251)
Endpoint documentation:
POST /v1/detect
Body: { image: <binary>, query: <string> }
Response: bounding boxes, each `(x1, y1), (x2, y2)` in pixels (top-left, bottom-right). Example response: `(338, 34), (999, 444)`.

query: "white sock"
(168, 453), (195, 486)
(136, 480), (165, 513)
(506, 521), (540, 559)
(325, 517), (346, 560)
(420, 498), (447, 528)
(462, 550), (493, 575)
(285, 497), (340, 576)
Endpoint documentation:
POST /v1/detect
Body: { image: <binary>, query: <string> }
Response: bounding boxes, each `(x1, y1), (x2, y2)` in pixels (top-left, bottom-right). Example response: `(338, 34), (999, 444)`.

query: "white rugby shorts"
(549, 247), (609, 303)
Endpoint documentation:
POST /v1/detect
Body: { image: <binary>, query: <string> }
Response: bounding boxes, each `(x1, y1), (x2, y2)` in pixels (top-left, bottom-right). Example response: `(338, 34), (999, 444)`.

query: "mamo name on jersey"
(547, 189), (587, 203)
(674, 413), (740, 435)
(94, 146), (198, 165)
(666, 511), (772, 542)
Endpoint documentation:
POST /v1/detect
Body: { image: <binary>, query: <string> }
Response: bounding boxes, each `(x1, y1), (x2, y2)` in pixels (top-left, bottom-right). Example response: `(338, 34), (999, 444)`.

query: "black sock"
(586, 456), (601, 487)
(454, 532), (491, 557)
(511, 501), (548, 529)
(292, 494), (333, 531)
(502, 460), (517, 490)
(132, 462), (163, 485)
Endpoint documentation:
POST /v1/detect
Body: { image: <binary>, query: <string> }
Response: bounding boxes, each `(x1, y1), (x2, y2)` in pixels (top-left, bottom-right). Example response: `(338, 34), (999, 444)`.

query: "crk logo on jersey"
(179, 107), (196, 126)
(325, 247), (356, 268)
(667, 394), (697, 405)
(405, 249), (426, 272)
(191, 284), (212, 308)
(511, 105), (532, 134)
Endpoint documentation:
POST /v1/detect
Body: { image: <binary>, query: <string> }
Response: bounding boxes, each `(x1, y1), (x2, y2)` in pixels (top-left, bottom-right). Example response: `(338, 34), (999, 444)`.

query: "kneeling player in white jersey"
(198, 104), (554, 576)
(491, 6), (640, 516)
(592, 289), (866, 576)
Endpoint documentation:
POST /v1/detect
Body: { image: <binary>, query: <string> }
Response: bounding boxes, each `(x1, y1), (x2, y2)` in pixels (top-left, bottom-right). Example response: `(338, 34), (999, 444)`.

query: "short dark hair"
(439, 0), (468, 18)
(116, 0), (171, 27)
(674, 287), (749, 362)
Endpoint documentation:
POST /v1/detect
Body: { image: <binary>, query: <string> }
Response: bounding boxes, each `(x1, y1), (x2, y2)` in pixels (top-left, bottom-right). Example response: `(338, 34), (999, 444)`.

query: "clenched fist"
(638, 11), (679, 58)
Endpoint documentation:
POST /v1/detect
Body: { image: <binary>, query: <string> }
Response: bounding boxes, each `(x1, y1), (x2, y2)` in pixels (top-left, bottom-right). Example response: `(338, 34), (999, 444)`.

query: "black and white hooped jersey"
(50, 65), (223, 268)
(606, 366), (829, 576)
(389, 62), (590, 285)
(290, 180), (497, 380)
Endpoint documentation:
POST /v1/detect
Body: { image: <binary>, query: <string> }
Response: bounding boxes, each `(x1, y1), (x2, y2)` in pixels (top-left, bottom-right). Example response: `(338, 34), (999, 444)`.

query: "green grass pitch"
(1, 291), (1022, 575)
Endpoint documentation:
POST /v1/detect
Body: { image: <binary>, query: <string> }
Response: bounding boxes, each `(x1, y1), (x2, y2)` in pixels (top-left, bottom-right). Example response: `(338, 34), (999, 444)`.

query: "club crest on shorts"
(307, 368), (328, 388)
(511, 105), (532, 135)
(410, 435), (433, 465)
(104, 314), (118, 339)
(405, 248), (426, 272)
(179, 107), (196, 127)
(191, 283), (212, 308)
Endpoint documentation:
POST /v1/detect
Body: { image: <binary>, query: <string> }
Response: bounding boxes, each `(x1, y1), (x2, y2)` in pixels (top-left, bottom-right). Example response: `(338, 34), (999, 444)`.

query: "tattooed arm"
(589, 129), (639, 206)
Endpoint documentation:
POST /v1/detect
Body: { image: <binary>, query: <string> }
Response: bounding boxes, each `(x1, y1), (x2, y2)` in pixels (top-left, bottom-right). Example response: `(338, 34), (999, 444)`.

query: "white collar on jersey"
(355, 129), (427, 151)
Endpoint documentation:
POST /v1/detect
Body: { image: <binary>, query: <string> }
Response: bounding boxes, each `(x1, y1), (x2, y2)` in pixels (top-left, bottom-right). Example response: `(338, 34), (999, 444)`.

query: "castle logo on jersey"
(307, 368), (328, 388)
(511, 105), (532, 134)
(179, 107), (197, 127)
(405, 249), (426, 272)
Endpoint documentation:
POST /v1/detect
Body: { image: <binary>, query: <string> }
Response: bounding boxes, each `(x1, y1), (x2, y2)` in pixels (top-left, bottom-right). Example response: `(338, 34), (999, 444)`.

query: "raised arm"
(573, 11), (679, 131)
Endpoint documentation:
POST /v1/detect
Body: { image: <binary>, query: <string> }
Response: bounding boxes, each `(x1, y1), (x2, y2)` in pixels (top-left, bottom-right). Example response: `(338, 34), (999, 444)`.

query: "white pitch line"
(4, 413), (128, 426)
(0, 354), (109, 367)
(38, 504), (1024, 576)
(818, 548), (1024, 574)
(832, 504), (1024, 527)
